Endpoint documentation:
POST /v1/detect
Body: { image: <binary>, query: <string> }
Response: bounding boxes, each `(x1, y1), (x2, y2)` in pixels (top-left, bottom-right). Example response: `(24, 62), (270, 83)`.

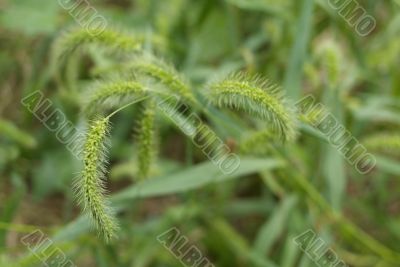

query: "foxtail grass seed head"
(363, 133), (400, 157)
(53, 27), (143, 59)
(76, 117), (118, 242)
(127, 56), (195, 103)
(208, 73), (297, 142)
(316, 40), (342, 88)
(83, 80), (147, 116)
(239, 129), (274, 155)
(136, 100), (157, 180)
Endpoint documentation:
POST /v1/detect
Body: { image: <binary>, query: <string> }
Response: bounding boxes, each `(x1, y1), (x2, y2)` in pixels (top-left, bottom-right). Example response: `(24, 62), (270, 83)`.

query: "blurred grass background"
(0, 0), (400, 266)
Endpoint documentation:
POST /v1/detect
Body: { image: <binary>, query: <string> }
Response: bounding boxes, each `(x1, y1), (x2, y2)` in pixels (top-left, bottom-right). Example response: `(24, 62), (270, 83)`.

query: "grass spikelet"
(239, 129), (274, 155)
(83, 80), (147, 116)
(319, 41), (341, 88)
(136, 100), (157, 180)
(208, 73), (296, 142)
(363, 133), (400, 157)
(324, 47), (340, 88)
(76, 117), (118, 242)
(53, 27), (144, 59)
(127, 55), (195, 103)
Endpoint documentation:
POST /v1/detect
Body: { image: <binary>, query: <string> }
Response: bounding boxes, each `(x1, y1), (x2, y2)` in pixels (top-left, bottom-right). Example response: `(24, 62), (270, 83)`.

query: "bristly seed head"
(363, 133), (400, 157)
(83, 80), (147, 116)
(126, 55), (196, 103)
(239, 129), (274, 155)
(76, 117), (118, 242)
(136, 100), (157, 180)
(208, 73), (297, 142)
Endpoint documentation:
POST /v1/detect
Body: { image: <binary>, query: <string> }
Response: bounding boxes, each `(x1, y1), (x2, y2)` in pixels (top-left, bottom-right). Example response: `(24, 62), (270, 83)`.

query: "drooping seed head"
(208, 73), (297, 142)
(363, 133), (400, 157)
(127, 55), (195, 103)
(53, 27), (143, 59)
(76, 117), (118, 242)
(136, 100), (157, 180)
(83, 80), (147, 116)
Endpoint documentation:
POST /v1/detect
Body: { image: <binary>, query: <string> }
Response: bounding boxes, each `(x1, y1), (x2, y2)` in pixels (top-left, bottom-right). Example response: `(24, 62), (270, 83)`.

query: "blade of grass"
(252, 195), (298, 255)
(283, 0), (314, 100)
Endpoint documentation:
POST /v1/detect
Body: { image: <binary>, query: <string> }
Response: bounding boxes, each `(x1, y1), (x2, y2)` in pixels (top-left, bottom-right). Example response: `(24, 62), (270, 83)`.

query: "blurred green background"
(0, 0), (400, 266)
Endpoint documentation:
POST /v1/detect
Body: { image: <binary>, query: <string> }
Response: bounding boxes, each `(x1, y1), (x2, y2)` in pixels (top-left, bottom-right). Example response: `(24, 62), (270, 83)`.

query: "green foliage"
(2, 0), (400, 266)
(1, 0), (60, 35)
(0, 119), (37, 149)
(53, 25), (298, 241)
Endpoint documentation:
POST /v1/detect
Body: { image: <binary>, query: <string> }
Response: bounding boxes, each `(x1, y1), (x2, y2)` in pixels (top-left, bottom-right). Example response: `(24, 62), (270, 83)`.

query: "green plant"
(4, 2), (400, 266)
(75, 116), (118, 242)
(53, 27), (297, 242)
(363, 133), (400, 157)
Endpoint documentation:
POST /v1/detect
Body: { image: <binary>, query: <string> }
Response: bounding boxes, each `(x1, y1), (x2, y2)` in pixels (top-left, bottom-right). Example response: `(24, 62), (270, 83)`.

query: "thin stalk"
(106, 95), (151, 119)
